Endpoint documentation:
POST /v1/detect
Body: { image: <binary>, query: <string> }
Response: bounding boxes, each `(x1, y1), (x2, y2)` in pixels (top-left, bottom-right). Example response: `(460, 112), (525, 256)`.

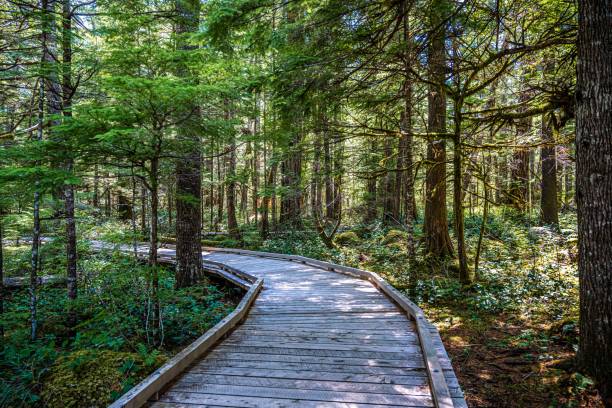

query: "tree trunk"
(252, 109), (260, 224)
(61, 0), (78, 330)
(364, 137), (378, 224)
(509, 84), (531, 212)
(93, 164), (99, 208)
(30, 78), (45, 341)
(174, 0), (203, 288)
(324, 122), (334, 220)
(260, 161), (278, 239)
(424, 0), (453, 257)
(280, 141), (302, 228)
(0, 211), (3, 340)
(141, 183), (147, 234)
(311, 131), (322, 218)
(332, 121), (343, 221)
(576, 0), (612, 403)
(216, 142), (224, 232)
(148, 157), (160, 343)
(540, 113), (559, 226)
(382, 136), (396, 225)
(401, 4), (415, 258)
(226, 128), (240, 239)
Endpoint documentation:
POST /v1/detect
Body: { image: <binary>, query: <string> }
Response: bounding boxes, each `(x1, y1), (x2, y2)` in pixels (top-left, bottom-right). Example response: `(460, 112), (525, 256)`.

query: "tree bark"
(260, 161), (278, 239)
(424, 0), (453, 257)
(311, 130), (322, 218)
(382, 136), (396, 225)
(576, 0), (612, 403)
(174, 0), (203, 288)
(540, 113), (559, 226)
(61, 0), (78, 330)
(148, 156), (160, 342)
(0, 211), (3, 340)
(364, 137), (378, 224)
(323, 120), (334, 220)
(226, 110), (240, 239)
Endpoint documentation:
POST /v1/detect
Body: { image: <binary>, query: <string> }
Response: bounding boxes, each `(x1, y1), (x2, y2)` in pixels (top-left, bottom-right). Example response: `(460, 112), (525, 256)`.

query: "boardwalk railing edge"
(201, 246), (458, 408)
(108, 276), (263, 408)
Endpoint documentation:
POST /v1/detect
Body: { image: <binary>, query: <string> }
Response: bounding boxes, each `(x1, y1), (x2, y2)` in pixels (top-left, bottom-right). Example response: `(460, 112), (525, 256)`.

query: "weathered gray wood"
(156, 392), (423, 408)
(201, 246), (462, 408)
(162, 383), (435, 406)
(4, 274), (66, 288)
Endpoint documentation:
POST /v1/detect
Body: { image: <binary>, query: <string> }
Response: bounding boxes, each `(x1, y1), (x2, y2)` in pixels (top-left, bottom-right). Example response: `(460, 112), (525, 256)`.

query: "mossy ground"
(41, 349), (167, 408)
(0, 245), (238, 407)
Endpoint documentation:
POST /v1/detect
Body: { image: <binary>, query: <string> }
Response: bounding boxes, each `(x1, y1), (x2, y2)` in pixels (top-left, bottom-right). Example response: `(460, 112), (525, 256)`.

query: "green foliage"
(381, 229), (408, 245)
(0, 243), (236, 407)
(334, 231), (360, 246)
(40, 349), (166, 408)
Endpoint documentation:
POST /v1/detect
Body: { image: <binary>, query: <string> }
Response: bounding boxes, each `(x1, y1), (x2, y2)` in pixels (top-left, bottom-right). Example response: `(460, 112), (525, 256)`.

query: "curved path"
(142, 247), (466, 408)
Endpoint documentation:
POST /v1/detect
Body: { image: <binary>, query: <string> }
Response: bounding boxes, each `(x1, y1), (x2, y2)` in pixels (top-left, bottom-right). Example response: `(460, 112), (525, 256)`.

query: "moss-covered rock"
(382, 229), (408, 245)
(334, 231), (361, 246)
(41, 349), (166, 408)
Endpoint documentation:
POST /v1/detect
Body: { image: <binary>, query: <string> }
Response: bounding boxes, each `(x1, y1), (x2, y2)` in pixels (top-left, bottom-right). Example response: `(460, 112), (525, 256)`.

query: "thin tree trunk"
(540, 113), (559, 226)
(148, 157), (160, 343)
(382, 136), (395, 224)
(364, 137), (378, 224)
(93, 164), (99, 208)
(252, 109), (260, 224)
(30, 79), (45, 341)
(216, 141), (224, 232)
(323, 117), (334, 220)
(141, 183), (147, 234)
(61, 0), (78, 330)
(260, 161), (278, 239)
(401, 2), (415, 258)
(312, 131), (322, 218)
(226, 115), (240, 239)
(576, 0), (612, 403)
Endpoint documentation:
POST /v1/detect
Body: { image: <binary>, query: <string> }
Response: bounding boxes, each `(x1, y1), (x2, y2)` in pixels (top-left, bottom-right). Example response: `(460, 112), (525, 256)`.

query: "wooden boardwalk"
(145, 248), (466, 408)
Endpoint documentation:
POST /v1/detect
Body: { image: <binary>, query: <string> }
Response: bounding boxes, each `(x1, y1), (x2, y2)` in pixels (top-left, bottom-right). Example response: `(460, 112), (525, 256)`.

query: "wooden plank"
(232, 328), (418, 341)
(184, 366), (432, 385)
(177, 372), (464, 400)
(165, 383), (434, 406)
(202, 351), (429, 369)
(195, 358), (459, 382)
(221, 340), (420, 354)
(157, 392), (418, 408)
(4, 274), (66, 288)
(226, 333), (420, 345)
(173, 373), (434, 395)
(212, 345), (422, 360)
(108, 278), (263, 408)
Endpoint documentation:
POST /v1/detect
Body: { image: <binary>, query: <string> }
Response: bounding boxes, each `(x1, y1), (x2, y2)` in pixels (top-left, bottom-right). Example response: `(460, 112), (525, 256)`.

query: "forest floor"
(0, 240), (239, 407)
(251, 209), (604, 408)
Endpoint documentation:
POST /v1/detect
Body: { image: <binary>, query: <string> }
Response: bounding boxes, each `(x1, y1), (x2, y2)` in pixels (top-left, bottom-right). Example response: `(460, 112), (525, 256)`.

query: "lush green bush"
(41, 349), (166, 408)
(382, 229), (408, 245)
(334, 231), (360, 246)
(0, 246), (236, 407)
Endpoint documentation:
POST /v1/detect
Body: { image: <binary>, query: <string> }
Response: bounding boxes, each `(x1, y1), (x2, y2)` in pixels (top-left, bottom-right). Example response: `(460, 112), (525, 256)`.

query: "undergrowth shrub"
(41, 349), (166, 408)
(334, 231), (360, 246)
